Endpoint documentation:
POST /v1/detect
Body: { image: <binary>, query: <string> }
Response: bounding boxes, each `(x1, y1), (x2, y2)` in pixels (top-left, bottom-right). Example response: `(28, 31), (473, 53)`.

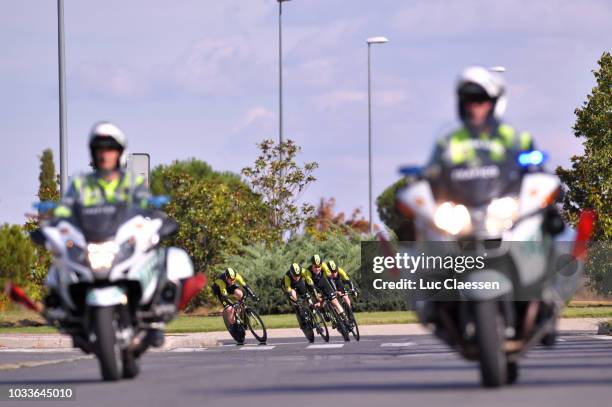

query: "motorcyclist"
(428, 66), (535, 170)
(45, 122), (189, 346)
(212, 267), (258, 344)
(397, 67), (538, 240)
(54, 121), (149, 218)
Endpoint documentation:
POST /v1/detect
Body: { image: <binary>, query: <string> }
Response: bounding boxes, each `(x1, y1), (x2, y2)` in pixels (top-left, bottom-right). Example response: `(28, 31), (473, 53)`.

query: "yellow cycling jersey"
(213, 273), (247, 297)
(283, 270), (313, 293)
(322, 262), (350, 282)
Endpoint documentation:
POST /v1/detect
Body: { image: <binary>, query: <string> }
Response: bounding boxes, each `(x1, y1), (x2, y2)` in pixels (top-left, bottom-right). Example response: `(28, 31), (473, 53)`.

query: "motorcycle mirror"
(33, 201), (58, 212)
(398, 166), (423, 177)
(148, 196), (170, 208)
(30, 229), (46, 246)
(159, 217), (179, 238)
(518, 150), (547, 167)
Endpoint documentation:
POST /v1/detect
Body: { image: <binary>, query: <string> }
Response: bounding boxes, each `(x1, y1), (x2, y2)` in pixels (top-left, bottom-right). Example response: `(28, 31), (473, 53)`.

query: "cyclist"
(306, 255), (347, 324)
(323, 260), (358, 311)
(212, 268), (257, 343)
(283, 263), (314, 310)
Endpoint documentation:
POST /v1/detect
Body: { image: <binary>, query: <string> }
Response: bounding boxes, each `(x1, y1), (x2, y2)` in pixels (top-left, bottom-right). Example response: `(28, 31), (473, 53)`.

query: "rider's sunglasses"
(462, 94), (491, 104)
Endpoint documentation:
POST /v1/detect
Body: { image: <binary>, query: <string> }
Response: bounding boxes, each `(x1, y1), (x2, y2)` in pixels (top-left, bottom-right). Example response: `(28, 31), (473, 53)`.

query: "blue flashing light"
(148, 196), (170, 208)
(399, 166), (423, 177)
(518, 150), (546, 167)
(33, 201), (58, 212)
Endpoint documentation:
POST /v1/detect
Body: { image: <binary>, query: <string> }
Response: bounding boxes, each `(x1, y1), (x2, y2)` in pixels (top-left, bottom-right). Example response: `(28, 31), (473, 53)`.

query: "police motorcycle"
(18, 197), (201, 381)
(394, 148), (593, 387)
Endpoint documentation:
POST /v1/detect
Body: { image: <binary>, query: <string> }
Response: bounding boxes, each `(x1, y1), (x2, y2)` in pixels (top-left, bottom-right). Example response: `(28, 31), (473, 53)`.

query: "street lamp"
(366, 36), (388, 235)
(278, 0), (291, 148)
(58, 0), (68, 194)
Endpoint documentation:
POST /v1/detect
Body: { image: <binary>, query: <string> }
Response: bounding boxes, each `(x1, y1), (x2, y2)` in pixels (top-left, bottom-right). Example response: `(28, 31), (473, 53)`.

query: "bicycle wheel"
(245, 307), (267, 343)
(312, 309), (329, 342)
(345, 305), (360, 341)
(329, 303), (350, 342)
(296, 308), (314, 343)
(223, 308), (245, 344)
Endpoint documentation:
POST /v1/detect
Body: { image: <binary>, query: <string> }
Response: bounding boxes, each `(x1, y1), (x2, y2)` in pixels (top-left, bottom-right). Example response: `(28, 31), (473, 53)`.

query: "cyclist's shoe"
(323, 313), (331, 323)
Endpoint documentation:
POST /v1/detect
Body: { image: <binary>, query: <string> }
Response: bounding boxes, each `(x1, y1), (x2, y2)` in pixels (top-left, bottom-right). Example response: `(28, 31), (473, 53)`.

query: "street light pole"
(58, 0), (68, 194)
(366, 36), (388, 235)
(278, 0), (291, 148)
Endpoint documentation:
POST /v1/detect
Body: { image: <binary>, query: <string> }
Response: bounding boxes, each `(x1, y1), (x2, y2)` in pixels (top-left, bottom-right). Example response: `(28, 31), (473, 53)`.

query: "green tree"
(556, 51), (612, 295)
(0, 224), (37, 309)
(38, 149), (60, 202)
(241, 139), (318, 236)
(154, 167), (276, 306)
(376, 177), (415, 240)
(305, 197), (373, 239)
(150, 158), (242, 196)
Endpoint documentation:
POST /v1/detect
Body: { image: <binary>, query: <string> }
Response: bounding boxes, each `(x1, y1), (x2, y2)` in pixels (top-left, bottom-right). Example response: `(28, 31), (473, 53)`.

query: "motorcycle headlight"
(434, 202), (471, 235)
(486, 197), (519, 234)
(87, 241), (119, 271)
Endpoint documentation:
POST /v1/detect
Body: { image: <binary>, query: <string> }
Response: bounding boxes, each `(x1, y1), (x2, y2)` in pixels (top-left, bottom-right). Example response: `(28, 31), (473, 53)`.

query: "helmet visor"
(459, 83), (492, 104)
(91, 136), (123, 151)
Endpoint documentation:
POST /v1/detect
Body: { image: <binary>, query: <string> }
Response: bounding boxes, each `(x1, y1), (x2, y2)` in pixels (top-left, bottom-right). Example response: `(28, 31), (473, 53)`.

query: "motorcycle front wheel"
(91, 306), (122, 381)
(474, 301), (508, 387)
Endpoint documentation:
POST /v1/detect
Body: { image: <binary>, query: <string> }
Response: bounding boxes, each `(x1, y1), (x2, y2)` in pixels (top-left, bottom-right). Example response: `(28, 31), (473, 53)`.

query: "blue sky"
(1, 0), (610, 226)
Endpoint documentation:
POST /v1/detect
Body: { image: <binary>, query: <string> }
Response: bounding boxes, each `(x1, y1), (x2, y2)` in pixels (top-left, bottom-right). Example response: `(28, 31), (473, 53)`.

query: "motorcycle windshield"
(72, 203), (137, 242)
(430, 157), (523, 206)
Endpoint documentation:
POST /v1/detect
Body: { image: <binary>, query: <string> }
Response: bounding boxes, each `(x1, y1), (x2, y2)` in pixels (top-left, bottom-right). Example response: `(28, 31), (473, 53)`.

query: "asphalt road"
(1, 333), (611, 407)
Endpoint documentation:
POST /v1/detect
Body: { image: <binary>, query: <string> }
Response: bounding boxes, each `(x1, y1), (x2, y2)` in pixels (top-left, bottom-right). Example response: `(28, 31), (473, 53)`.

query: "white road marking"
(0, 348), (79, 353)
(380, 342), (416, 347)
(166, 348), (209, 352)
(591, 335), (612, 340)
(240, 345), (276, 350)
(307, 344), (344, 349)
(0, 356), (92, 371)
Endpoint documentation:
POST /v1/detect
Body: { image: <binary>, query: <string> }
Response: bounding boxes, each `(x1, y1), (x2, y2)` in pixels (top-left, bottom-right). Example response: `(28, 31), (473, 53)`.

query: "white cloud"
(236, 106), (275, 131)
(313, 90), (367, 110)
(170, 39), (255, 95)
(72, 63), (150, 99)
(377, 90), (407, 106)
(391, 0), (611, 37)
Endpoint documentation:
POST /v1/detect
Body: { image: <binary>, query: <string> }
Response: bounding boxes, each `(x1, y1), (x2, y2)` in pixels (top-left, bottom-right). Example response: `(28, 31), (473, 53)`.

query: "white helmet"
(88, 121), (128, 169)
(456, 66), (507, 122)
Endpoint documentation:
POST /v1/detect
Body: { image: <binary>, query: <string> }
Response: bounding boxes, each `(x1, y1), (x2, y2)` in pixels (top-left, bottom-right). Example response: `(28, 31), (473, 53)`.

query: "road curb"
(0, 318), (602, 349)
